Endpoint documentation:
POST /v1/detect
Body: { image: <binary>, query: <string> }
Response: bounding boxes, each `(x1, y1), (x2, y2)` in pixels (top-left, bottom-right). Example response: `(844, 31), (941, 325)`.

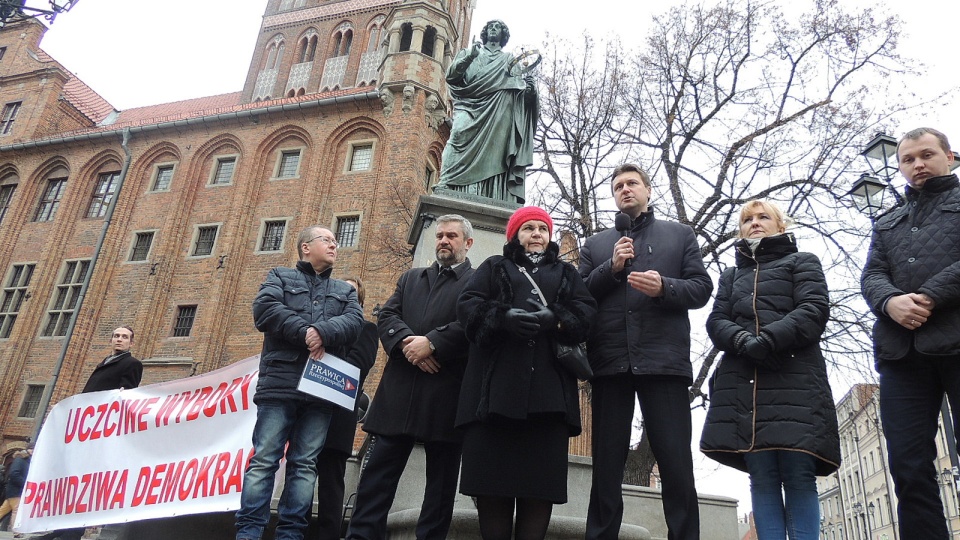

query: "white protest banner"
(16, 355), (260, 533)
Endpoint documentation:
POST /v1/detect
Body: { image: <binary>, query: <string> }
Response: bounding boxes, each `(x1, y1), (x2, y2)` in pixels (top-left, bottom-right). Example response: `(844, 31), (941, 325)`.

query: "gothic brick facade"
(0, 0), (474, 451)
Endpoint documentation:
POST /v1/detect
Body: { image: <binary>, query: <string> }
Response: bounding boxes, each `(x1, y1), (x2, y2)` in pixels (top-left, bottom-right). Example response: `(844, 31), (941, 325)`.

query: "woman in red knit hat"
(456, 206), (597, 539)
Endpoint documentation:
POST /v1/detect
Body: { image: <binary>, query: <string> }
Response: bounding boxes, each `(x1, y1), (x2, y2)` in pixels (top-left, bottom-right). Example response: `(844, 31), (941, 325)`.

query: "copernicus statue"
(437, 19), (538, 204)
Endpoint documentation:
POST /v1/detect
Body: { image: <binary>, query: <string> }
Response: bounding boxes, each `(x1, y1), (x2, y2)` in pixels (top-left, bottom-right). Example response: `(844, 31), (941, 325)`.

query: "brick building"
(0, 0), (475, 452)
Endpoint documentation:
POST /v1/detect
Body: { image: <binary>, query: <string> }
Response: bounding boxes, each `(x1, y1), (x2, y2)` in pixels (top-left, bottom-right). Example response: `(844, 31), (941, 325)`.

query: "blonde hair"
(737, 200), (789, 238)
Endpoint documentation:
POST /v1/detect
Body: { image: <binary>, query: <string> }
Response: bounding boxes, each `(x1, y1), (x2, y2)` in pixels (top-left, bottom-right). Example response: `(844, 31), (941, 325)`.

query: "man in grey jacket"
(235, 225), (363, 540)
(861, 127), (960, 539)
(580, 164), (712, 540)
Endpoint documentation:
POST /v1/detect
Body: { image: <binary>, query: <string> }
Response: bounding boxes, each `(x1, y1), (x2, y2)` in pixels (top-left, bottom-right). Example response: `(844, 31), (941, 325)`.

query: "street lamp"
(847, 173), (888, 222)
(0, 0), (78, 27)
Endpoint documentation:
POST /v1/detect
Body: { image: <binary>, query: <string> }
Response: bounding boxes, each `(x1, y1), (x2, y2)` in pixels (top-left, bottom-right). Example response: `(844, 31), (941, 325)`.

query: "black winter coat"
(579, 211), (713, 380)
(363, 260), (474, 443)
(5, 455), (28, 498)
(252, 261), (364, 403)
(323, 320), (377, 454)
(81, 351), (142, 393)
(700, 233), (840, 475)
(456, 241), (596, 435)
(862, 174), (960, 361)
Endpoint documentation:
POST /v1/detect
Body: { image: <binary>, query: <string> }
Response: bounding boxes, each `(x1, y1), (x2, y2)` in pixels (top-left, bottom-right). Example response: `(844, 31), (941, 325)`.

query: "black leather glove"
(505, 308), (540, 338)
(741, 334), (773, 361)
(733, 331), (751, 355)
(525, 299), (556, 328)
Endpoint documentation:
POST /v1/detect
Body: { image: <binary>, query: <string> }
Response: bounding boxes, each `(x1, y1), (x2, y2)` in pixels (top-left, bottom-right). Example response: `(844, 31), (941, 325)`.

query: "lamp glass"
(849, 173), (886, 215)
(861, 133), (898, 177)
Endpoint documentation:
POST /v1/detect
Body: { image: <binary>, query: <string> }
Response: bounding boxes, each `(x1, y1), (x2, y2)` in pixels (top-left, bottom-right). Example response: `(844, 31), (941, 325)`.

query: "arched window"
(254, 36), (285, 100)
(399, 23), (412, 52)
(422, 26), (436, 57)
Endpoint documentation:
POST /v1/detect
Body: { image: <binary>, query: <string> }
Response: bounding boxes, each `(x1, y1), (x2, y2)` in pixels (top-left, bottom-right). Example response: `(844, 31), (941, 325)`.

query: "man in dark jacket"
(37, 326), (142, 540)
(580, 164), (712, 540)
(235, 225), (363, 540)
(81, 326), (142, 393)
(861, 127), (960, 539)
(346, 214), (475, 540)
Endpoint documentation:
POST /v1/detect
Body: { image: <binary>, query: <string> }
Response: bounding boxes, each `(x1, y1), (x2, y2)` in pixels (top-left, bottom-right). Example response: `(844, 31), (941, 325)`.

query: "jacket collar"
(296, 259), (333, 278)
(503, 238), (560, 265)
(734, 232), (798, 266)
(905, 174), (959, 199)
(420, 258), (473, 279)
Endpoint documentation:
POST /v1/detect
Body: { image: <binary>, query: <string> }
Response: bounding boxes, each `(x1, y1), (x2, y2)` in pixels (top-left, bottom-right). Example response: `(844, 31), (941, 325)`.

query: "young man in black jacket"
(862, 127), (960, 539)
(580, 164), (712, 540)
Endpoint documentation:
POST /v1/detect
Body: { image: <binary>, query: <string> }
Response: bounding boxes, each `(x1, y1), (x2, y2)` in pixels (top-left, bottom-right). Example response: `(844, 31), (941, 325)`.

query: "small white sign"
(297, 353), (361, 410)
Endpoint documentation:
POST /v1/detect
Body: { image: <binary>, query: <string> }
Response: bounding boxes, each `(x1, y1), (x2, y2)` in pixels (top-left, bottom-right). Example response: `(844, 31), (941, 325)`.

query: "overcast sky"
(32, 0), (960, 518)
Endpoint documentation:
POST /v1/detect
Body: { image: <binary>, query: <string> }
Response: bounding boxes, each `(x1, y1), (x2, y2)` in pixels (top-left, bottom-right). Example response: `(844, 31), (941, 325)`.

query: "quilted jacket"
(700, 233), (840, 475)
(861, 174), (960, 361)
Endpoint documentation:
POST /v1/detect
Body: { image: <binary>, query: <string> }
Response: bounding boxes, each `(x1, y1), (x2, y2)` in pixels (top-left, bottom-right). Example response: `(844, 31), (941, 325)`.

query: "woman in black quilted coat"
(700, 200), (840, 540)
(456, 206), (596, 540)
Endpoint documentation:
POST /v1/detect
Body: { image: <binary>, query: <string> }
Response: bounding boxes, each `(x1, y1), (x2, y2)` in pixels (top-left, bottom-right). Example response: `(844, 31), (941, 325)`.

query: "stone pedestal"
(408, 190), (519, 267)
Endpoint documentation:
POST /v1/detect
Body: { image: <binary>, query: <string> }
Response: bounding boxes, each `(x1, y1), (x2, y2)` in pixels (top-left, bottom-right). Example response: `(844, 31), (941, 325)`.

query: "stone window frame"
(208, 155), (239, 187)
(344, 140), (376, 173)
(127, 230), (158, 262)
(188, 223), (222, 258)
(272, 147), (305, 180)
(333, 213), (361, 249)
(255, 218), (291, 254)
(150, 162), (178, 192)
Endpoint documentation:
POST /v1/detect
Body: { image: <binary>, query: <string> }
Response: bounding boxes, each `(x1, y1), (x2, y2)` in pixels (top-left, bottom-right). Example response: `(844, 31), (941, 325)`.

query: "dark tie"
(439, 266), (454, 278)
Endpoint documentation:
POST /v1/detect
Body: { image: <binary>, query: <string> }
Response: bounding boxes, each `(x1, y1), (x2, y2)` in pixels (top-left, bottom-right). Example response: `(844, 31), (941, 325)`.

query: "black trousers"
(316, 448), (349, 540)
(345, 434), (462, 540)
(586, 374), (700, 540)
(878, 353), (960, 540)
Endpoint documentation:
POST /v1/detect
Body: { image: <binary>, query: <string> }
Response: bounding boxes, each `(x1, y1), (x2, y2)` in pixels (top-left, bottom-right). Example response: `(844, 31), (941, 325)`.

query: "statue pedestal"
(408, 190), (520, 267)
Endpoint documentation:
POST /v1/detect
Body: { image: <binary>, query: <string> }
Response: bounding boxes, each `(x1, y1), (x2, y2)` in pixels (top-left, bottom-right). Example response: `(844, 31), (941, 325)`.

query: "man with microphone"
(579, 163), (712, 540)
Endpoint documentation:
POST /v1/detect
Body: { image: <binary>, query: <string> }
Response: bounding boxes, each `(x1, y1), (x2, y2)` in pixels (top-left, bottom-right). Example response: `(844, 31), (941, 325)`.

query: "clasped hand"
(504, 299), (556, 339)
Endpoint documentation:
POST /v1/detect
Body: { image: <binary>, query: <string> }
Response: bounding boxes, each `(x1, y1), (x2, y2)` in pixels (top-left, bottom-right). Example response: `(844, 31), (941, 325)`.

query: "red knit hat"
(506, 206), (554, 240)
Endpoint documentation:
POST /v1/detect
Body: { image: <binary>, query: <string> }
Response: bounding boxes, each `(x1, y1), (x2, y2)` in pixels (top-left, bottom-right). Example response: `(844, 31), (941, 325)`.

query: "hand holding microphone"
(612, 213), (634, 273)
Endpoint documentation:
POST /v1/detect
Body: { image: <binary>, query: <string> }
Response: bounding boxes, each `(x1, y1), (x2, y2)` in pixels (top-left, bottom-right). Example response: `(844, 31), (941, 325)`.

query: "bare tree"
(534, 0), (934, 486)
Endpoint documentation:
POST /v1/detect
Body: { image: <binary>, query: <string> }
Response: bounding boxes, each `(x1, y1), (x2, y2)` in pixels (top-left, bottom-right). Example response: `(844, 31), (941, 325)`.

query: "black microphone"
(614, 213), (632, 267)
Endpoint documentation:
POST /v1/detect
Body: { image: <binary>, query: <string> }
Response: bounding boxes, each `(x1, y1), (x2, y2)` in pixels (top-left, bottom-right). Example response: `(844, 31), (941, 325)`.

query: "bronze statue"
(437, 20), (538, 204)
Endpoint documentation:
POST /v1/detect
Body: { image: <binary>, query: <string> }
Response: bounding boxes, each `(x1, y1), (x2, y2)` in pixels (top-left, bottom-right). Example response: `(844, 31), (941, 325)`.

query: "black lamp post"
(0, 0), (78, 27)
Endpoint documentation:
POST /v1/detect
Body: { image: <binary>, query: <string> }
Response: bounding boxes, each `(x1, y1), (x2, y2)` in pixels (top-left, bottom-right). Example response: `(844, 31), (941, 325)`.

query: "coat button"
(908, 257), (916, 263)
(911, 226), (919, 232)
(532, 267), (539, 273)
(388, 329), (396, 335)
(527, 340), (536, 347)
(313, 300), (319, 305)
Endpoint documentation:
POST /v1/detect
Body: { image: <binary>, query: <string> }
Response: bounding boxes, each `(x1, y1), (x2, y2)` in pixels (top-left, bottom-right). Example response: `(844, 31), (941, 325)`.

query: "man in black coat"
(36, 327), (142, 540)
(861, 127), (960, 539)
(580, 164), (712, 540)
(346, 214), (475, 540)
(81, 326), (143, 393)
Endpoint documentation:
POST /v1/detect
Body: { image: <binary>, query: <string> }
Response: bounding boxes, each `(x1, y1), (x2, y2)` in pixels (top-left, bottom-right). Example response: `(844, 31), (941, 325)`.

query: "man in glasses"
(235, 225), (364, 540)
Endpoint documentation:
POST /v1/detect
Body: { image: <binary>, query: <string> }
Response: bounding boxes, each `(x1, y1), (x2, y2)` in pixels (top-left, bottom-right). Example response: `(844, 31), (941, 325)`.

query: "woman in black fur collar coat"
(456, 206), (597, 540)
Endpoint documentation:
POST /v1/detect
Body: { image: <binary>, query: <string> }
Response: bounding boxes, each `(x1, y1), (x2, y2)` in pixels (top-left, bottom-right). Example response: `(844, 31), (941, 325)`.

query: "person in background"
(701, 200), (839, 539)
(861, 127), (960, 539)
(315, 276), (378, 540)
(35, 326), (143, 540)
(456, 206), (596, 540)
(0, 446), (30, 536)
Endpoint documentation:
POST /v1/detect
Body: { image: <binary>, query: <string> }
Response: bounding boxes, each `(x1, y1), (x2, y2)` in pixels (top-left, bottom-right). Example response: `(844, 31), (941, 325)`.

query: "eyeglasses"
(305, 235), (339, 248)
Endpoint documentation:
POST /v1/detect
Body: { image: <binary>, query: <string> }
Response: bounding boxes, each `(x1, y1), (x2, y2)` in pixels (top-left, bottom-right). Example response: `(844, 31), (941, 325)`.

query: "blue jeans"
(878, 355), (960, 540)
(743, 450), (819, 540)
(236, 398), (332, 540)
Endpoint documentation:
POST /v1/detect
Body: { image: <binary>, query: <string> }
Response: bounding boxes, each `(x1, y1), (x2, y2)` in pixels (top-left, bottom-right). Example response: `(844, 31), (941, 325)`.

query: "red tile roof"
(22, 86), (377, 144)
(33, 47), (117, 125)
